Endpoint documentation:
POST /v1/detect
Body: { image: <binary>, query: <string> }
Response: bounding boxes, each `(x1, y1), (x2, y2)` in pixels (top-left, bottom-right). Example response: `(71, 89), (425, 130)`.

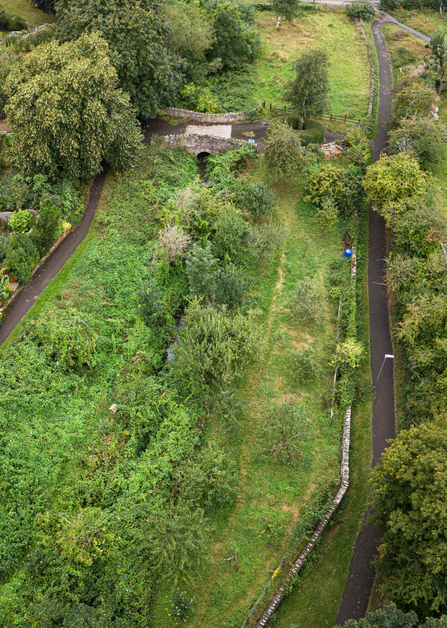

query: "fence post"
(344, 114), (347, 122)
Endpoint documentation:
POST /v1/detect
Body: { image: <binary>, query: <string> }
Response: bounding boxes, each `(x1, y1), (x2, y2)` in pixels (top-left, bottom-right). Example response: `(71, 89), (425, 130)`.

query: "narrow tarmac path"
(0, 168), (108, 347)
(380, 11), (430, 42)
(335, 15), (396, 624)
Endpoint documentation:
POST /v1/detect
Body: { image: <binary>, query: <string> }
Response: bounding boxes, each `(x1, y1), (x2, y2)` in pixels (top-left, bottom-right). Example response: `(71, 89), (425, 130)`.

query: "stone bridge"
(161, 133), (249, 157)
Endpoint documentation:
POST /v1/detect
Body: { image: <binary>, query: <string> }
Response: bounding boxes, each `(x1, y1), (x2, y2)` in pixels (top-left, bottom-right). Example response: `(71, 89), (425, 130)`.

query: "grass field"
(251, 10), (370, 119)
(0, 0), (56, 26)
(388, 8), (443, 37)
(382, 24), (427, 84)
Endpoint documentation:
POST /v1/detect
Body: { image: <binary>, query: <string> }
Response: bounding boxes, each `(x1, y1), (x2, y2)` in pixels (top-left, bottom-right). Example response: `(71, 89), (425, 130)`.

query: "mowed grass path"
(152, 164), (350, 628)
(252, 10), (370, 118)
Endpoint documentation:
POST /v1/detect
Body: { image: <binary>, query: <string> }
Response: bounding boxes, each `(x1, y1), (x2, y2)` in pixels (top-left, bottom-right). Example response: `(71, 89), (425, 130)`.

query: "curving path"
(336, 14), (429, 624)
(0, 168), (108, 347)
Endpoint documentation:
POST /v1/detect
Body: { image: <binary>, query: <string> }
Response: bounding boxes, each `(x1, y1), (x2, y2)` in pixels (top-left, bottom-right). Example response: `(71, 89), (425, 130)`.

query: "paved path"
(0, 168), (108, 347)
(335, 14), (397, 624)
(380, 11), (430, 42)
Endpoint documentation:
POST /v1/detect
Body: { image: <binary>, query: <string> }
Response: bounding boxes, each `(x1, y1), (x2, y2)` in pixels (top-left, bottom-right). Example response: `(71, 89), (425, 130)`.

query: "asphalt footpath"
(335, 16), (396, 625)
(0, 167), (108, 347)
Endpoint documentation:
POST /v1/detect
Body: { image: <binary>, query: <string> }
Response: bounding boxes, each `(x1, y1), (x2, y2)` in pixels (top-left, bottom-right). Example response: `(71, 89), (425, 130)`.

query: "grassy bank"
(387, 8), (442, 37)
(0, 0), (56, 26)
(252, 10), (370, 118)
(382, 24), (427, 84)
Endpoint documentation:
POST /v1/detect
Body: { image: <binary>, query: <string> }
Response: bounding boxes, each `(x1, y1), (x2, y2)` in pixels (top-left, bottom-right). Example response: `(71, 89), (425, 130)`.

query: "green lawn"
(252, 10), (370, 118)
(0, 0), (56, 26)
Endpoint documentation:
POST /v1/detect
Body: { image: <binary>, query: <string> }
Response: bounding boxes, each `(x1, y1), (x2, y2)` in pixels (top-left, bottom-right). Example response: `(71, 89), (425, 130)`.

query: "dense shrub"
(388, 116), (445, 170)
(8, 209), (34, 233)
(266, 122), (308, 180)
(31, 203), (60, 256)
(256, 400), (309, 466)
(0, 234), (10, 261)
(308, 162), (365, 216)
(33, 306), (97, 371)
(186, 243), (218, 301)
(212, 206), (248, 264)
(178, 441), (240, 509)
(2, 233), (39, 283)
(299, 119), (325, 146)
(347, 0), (376, 21)
(237, 181), (275, 217)
(170, 300), (260, 397)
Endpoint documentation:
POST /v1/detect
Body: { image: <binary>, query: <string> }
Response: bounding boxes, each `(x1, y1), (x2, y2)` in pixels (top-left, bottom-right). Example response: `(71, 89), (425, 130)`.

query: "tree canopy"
(5, 33), (142, 182)
(284, 48), (330, 124)
(371, 426), (447, 617)
(337, 603), (447, 627)
(56, 0), (184, 117)
(363, 154), (430, 206)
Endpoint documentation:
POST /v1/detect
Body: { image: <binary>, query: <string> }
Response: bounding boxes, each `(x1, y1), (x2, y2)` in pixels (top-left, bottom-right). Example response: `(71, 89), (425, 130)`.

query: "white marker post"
(372, 354), (394, 395)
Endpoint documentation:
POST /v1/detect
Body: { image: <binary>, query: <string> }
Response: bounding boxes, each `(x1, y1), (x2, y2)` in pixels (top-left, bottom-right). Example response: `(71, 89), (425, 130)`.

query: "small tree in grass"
(265, 122), (307, 180)
(315, 197), (338, 235)
(426, 27), (447, 96)
(284, 48), (330, 128)
(272, 0), (299, 25)
(256, 400), (309, 466)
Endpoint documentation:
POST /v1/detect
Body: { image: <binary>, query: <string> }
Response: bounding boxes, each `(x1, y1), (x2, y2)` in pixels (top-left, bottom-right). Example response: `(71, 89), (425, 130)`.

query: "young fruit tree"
(426, 27), (447, 96)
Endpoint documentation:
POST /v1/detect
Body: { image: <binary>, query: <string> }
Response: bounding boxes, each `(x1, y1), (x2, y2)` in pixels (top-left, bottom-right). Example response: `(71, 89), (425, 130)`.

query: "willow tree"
(5, 33), (141, 183)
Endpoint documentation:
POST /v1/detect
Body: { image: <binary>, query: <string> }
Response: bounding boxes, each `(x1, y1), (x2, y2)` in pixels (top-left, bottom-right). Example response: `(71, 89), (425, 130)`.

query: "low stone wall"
(163, 107), (246, 123)
(355, 19), (375, 117)
(161, 133), (248, 155)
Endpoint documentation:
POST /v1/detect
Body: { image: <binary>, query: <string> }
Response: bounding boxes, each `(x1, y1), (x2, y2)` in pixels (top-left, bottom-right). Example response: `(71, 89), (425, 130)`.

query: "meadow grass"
(382, 24), (427, 84)
(387, 8), (443, 37)
(252, 10), (370, 118)
(0, 0), (56, 26)
(150, 156), (366, 627)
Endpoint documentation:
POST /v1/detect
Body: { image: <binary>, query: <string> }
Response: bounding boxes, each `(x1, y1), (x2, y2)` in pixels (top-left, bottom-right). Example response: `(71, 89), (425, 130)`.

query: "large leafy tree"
(363, 154), (430, 207)
(5, 33), (142, 182)
(284, 48), (330, 126)
(206, 1), (260, 71)
(371, 426), (447, 617)
(56, 0), (184, 117)
(337, 603), (447, 627)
